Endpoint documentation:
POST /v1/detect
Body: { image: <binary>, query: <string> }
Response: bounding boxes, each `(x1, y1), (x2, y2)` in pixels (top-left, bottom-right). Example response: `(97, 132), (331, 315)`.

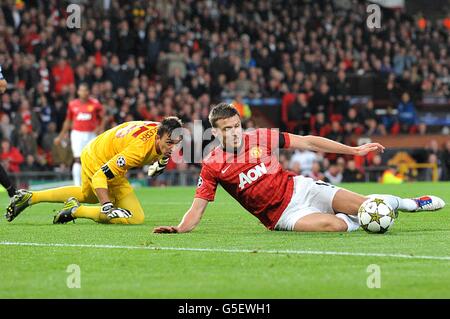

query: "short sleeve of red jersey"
(195, 164), (218, 201)
(255, 128), (290, 152)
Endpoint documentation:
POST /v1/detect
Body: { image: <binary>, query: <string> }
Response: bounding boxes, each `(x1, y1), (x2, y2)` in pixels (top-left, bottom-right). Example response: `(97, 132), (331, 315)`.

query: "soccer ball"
(358, 198), (396, 234)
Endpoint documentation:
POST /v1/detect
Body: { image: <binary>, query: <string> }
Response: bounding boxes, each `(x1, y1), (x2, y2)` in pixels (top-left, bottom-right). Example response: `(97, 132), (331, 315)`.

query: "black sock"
(0, 165), (16, 197)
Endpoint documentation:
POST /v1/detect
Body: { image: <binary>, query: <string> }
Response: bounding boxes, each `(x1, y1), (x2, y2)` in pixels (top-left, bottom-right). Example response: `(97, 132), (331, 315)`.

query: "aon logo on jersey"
(238, 163), (267, 190)
(76, 112), (93, 121)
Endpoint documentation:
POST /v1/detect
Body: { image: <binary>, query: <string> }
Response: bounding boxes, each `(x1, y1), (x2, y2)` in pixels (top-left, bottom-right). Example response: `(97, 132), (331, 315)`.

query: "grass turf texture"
(0, 182), (449, 298)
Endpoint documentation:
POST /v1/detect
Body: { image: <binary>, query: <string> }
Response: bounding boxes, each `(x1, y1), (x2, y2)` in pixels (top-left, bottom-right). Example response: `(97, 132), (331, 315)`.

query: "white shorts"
(274, 175), (341, 231)
(71, 130), (96, 158)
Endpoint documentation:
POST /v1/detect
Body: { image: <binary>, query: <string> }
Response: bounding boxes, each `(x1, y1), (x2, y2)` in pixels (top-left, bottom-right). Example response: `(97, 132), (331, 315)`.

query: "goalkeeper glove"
(107, 208), (132, 219)
(101, 202), (114, 215)
(148, 157), (169, 177)
(101, 202), (132, 219)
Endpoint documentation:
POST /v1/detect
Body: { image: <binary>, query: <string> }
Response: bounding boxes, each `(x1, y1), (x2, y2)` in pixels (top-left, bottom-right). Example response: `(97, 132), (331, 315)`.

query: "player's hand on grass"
(353, 143), (385, 156)
(148, 157), (169, 178)
(153, 226), (179, 234)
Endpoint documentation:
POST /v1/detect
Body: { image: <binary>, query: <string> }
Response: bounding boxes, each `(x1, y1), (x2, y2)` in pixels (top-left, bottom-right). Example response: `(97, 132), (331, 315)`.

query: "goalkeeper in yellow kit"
(5, 117), (183, 225)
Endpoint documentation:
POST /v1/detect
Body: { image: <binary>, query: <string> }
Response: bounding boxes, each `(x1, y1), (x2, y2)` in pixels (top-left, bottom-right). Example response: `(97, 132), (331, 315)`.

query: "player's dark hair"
(209, 103), (239, 127)
(157, 116), (183, 137)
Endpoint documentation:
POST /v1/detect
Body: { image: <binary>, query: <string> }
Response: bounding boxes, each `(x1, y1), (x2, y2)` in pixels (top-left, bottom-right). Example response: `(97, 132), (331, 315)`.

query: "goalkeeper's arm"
(92, 167), (132, 219)
(92, 166), (113, 205)
(153, 198), (208, 233)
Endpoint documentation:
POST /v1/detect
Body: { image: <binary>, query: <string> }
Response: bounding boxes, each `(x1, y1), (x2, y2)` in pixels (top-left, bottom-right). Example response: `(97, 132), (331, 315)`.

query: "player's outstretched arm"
(153, 198), (209, 234)
(54, 118), (72, 145)
(287, 134), (385, 156)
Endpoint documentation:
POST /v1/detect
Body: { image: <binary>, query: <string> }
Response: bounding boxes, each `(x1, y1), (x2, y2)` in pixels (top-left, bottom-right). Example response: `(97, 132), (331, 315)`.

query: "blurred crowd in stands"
(0, 0), (449, 182)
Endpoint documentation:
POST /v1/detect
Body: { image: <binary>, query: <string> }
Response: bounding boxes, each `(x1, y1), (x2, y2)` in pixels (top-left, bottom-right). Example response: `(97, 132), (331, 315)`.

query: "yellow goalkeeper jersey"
(82, 121), (163, 189)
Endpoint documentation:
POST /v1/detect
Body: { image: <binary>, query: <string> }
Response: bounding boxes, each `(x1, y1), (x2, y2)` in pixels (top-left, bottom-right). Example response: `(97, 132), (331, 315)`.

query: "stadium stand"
(0, 0), (449, 186)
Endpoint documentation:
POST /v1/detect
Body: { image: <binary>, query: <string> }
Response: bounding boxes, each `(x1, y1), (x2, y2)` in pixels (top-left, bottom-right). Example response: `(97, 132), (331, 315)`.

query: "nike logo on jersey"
(238, 163), (267, 190)
(221, 165), (231, 174)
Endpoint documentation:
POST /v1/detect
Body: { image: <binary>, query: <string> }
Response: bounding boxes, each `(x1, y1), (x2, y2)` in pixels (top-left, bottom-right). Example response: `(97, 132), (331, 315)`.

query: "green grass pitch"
(1, 182), (449, 298)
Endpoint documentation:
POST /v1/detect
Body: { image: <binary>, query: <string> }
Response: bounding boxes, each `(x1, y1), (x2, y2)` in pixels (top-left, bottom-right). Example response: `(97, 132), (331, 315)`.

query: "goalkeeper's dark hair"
(157, 116), (183, 137)
(208, 102), (239, 127)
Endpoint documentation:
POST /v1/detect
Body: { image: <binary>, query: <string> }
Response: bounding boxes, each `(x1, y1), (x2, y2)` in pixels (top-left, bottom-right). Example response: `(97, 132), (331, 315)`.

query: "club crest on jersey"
(116, 156), (126, 168)
(87, 105), (94, 112)
(250, 146), (262, 159)
(238, 163), (267, 190)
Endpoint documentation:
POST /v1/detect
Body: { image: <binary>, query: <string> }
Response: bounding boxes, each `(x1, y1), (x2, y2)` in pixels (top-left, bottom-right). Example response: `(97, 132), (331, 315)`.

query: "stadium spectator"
(397, 92), (417, 133)
(333, 70), (351, 115)
(365, 118), (384, 136)
(367, 154), (384, 182)
(287, 93), (312, 135)
(361, 100), (377, 125)
(336, 157), (347, 175)
(342, 160), (365, 183)
(344, 108), (363, 135)
(13, 123), (38, 158)
(51, 56), (75, 95)
(13, 99), (41, 139)
(311, 112), (329, 137)
(425, 153), (441, 181)
(41, 122), (58, 153)
(307, 161), (325, 181)
(235, 70), (252, 97)
(417, 122), (428, 135)
(326, 121), (345, 144)
(310, 82), (332, 115)
(289, 149), (321, 177)
(51, 131), (73, 173)
(324, 164), (343, 185)
(381, 105), (398, 134)
(0, 139), (24, 173)
(20, 154), (45, 172)
(0, 113), (14, 141)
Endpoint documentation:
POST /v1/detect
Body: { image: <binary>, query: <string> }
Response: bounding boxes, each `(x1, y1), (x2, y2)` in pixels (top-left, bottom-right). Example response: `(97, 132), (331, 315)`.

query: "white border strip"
(1, 241), (450, 261)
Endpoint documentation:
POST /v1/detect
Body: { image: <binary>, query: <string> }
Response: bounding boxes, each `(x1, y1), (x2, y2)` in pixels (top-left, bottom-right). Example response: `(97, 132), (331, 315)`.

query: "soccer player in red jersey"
(154, 103), (445, 233)
(54, 83), (105, 186)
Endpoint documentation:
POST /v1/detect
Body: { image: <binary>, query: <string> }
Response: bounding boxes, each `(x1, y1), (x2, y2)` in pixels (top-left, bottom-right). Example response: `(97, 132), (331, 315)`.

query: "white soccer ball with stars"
(358, 198), (396, 234)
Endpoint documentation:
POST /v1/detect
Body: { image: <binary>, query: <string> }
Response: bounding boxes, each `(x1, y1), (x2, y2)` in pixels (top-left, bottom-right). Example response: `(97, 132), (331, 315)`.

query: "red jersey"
(66, 98), (103, 132)
(195, 128), (296, 230)
(52, 63), (75, 94)
(0, 146), (24, 173)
